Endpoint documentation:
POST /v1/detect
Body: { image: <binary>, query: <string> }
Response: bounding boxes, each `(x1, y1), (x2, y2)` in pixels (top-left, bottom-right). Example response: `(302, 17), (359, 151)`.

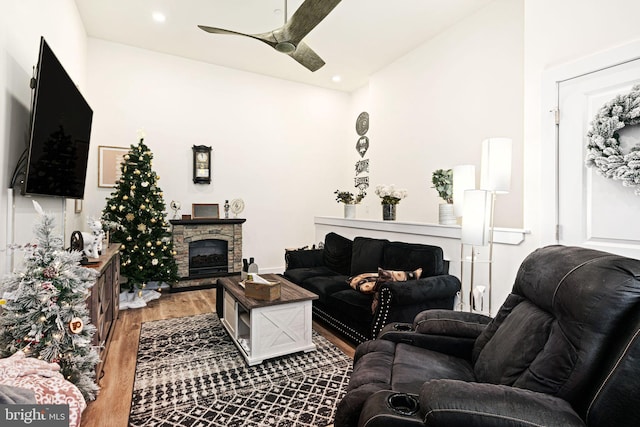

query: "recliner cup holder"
(387, 393), (419, 416)
(393, 323), (413, 331)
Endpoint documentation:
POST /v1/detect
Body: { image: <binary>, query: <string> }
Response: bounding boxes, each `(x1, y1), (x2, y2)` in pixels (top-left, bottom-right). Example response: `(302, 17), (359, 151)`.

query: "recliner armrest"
(284, 248), (324, 270)
(413, 309), (492, 339)
(378, 328), (476, 360)
(419, 379), (586, 427)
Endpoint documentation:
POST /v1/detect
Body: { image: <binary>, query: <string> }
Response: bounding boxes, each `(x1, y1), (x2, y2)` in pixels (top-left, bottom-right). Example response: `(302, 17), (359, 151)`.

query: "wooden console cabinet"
(86, 244), (120, 380)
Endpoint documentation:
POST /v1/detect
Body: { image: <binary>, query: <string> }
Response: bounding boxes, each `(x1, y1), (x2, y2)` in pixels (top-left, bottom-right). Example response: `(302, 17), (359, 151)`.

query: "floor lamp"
(461, 189), (492, 312)
(453, 165), (476, 310)
(478, 137), (512, 315)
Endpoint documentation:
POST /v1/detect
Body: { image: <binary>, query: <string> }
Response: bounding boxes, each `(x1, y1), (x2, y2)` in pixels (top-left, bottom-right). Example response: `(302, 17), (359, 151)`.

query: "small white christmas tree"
(0, 202), (100, 400)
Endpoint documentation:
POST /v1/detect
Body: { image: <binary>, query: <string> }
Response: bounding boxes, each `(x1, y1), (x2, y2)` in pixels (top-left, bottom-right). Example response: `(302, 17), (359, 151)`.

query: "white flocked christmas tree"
(0, 202), (100, 401)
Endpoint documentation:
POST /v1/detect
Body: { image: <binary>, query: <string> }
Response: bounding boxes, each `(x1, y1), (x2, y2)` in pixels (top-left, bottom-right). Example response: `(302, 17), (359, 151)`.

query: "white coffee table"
(218, 274), (318, 366)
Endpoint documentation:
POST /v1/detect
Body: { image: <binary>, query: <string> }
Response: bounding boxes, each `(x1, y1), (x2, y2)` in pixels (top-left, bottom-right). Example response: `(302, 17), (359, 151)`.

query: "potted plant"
(374, 184), (408, 220)
(431, 169), (456, 225)
(335, 190), (366, 218)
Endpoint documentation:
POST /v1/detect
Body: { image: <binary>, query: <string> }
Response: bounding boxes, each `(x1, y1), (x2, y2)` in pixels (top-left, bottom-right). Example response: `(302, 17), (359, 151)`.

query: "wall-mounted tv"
(23, 37), (93, 199)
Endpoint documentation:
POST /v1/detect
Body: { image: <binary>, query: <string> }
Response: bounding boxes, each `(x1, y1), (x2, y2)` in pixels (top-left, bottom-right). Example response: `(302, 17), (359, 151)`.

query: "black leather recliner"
(334, 245), (640, 427)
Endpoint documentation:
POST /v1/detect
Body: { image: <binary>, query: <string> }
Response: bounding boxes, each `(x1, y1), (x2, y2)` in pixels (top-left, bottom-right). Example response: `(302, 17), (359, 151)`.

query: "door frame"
(540, 40), (640, 246)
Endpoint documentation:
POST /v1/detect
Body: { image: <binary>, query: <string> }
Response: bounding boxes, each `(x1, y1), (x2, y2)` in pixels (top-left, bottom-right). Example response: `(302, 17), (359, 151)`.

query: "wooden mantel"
(169, 218), (246, 226)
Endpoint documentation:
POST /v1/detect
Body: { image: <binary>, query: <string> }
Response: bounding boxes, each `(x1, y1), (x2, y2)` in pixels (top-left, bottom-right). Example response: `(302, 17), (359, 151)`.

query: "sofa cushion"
(301, 275), (349, 304)
(328, 289), (374, 324)
(351, 237), (388, 275)
(284, 266), (341, 285)
(391, 344), (475, 393)
(323, 232), (353, 275)
(382, 242), (446, 276)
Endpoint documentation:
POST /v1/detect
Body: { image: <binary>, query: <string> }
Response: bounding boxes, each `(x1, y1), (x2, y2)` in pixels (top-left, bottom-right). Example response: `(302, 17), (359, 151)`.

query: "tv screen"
(23, 37), (93, 199)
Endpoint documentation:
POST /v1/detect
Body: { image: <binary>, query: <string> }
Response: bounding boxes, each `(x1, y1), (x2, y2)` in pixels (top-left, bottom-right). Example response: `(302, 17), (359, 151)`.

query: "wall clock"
(192, 145), (212, 184)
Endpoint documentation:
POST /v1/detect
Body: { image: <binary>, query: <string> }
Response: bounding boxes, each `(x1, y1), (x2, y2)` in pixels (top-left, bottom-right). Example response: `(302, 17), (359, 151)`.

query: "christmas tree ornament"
(69, 317), (84, 334)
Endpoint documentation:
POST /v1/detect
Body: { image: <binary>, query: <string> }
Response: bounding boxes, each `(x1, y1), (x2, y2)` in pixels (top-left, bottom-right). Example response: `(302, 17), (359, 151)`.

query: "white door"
(557, 58), (640, 258)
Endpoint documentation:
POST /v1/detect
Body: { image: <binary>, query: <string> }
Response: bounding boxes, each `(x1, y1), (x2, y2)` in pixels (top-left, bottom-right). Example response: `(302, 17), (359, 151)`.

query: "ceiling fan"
(198, 0), (341, 72)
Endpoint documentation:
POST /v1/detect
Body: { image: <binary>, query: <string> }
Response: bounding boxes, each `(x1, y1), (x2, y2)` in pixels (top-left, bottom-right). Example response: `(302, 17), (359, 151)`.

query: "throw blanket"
(0, 351), (86, 427)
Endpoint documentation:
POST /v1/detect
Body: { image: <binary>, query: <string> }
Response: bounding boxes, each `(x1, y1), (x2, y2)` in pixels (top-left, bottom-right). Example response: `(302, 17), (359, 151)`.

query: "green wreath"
(585, 84), (640, 195)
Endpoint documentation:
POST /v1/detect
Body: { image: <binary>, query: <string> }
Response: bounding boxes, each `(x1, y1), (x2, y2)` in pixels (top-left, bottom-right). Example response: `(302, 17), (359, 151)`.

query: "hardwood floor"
(80, 288), (356, 427)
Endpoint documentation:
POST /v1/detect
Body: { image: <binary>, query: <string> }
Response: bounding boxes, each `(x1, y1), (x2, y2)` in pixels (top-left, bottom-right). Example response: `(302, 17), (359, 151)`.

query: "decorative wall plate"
(230, 198), (245, 217)
(356, 136), (369, 158)
(356, 112), (369, 136)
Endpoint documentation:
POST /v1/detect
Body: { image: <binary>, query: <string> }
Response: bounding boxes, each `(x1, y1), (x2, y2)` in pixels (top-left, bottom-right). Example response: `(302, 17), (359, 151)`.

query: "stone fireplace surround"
(170, 218), (245, 290)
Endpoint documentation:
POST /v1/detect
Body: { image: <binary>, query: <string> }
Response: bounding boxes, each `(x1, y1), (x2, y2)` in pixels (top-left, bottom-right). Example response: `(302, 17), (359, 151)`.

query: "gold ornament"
(140, 204), (146, 210)
(133, 245), (139, 250)
(111, 205), (116, 211)
(146, 241), (152, 247)
(156, 241), (162, 246)
(131, 185), (136, 190)
(120, 244), (126, 250)
(119, 205), (125, 211)
(126, 236), (133, 241)
(150, 252), (155, 256)
(137, 224), (147, 232)
(150, 218), (157, 223)
(124, 154), (130, 160)
(134, 169), (141, 175)
(126, 213), (135, 221)
(123, 195), (128, 200)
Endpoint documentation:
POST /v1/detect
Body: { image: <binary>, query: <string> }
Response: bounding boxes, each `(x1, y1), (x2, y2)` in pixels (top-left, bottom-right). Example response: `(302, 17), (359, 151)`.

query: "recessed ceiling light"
(152, 12), (166, 23)
(332, 75), (342, 83)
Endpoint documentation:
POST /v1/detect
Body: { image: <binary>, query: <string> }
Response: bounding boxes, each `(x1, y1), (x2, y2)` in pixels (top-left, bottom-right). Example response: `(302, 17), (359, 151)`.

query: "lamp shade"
(480, 138), (512, 193)
(452, 164), (476, 217)
(461, 189), (492, 246)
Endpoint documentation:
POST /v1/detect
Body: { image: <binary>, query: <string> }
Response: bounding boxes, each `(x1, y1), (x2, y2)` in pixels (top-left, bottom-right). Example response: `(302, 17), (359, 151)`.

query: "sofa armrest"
(370, 275), (461, 340)
(384, 275), (461, 306)
(284, 248), (324, 270)
(418, 379), (586, 427)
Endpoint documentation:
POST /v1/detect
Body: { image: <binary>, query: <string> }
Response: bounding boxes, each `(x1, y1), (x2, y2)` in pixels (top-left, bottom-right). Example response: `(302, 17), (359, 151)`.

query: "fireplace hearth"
(170, 218), (245, 290)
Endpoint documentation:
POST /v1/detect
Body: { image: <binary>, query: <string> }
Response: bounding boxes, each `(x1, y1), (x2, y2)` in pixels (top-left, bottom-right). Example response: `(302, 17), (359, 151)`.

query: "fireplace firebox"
(189, 239), (228, 277)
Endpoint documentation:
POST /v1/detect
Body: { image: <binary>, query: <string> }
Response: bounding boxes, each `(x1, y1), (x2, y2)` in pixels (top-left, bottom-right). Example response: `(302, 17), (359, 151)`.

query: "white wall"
(0, 0), (88, 276)
(83, 39), (351, 273)
(346, 0), (524, 229)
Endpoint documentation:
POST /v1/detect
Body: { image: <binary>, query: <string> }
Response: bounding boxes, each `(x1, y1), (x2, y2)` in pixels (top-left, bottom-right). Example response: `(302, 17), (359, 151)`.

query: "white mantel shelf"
(314, 217), (529, 246)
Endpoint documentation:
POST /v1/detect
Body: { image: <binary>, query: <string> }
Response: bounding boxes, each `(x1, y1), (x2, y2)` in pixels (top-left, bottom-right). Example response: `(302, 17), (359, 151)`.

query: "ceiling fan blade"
(285, 0), (342, 44)
(198, 25), (277, 47)
(287, 41), (325, 72)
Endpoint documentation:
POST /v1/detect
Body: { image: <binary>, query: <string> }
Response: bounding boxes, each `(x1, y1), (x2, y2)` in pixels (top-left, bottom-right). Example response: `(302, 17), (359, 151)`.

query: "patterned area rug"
(129, 313), (352, 427)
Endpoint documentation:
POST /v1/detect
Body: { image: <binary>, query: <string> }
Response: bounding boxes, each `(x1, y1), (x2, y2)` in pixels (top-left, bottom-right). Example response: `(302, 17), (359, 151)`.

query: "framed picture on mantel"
(192, 203), (219, 219)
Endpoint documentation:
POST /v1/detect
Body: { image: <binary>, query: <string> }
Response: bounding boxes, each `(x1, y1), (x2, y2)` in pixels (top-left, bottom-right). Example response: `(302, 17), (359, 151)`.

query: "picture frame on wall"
(192, 203), (219, 219)
(98, 146), (129, 188)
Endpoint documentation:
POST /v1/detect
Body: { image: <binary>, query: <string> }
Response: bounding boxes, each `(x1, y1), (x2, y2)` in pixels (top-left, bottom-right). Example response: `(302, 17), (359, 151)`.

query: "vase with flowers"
(335, 189), (366, 218)
(375, 184), (408, 220)
(431, 169), (456, 225)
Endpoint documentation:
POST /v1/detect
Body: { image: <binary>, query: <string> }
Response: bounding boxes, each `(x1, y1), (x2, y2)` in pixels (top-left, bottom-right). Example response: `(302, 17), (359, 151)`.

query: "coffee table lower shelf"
(220, 275), (318, 366)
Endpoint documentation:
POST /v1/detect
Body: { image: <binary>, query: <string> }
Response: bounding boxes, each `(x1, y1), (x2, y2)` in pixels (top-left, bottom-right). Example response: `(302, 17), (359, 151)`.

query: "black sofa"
(283, 232), (461, 344)
(334, 245), (640, 427)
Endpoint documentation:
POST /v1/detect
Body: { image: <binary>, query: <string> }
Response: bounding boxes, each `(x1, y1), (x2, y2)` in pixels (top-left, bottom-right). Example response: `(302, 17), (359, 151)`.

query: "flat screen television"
(23, 37), (93, 199)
